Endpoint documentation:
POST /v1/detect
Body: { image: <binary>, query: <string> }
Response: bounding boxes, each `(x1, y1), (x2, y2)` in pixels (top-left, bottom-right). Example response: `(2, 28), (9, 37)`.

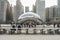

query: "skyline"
(0, 0), (60, 26)
(8, 0), (57, 10)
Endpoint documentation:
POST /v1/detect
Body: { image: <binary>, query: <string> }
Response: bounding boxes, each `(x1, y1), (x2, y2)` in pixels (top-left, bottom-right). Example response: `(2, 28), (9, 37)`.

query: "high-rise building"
(49, 6), (55, 19)
(36, 0), (45, 22)
(32, 5), (36, 13)
(58, 0), (60, 18)
(45, 5), (58, 23)
(54, 6), (58, 18)
(45, 8), (49, 22)
(6, 3), (13, 23)
(25, 6), (29, 12)
(14, 0), (24, 22)
(0, 0), (8, 23)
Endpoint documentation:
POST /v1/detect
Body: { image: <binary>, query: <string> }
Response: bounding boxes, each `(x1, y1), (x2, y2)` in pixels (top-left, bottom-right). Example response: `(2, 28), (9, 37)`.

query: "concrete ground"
(0, 35), (60, 40)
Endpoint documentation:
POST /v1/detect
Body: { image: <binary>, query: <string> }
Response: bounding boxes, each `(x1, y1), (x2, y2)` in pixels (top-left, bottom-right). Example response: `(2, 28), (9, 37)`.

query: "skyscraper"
(32, 5), (36, 13)
(0, 0), (8, 23)
(36, 0), (45, 22)
(25, 6), (29, 12)
(45, 5), (58, 23)
(58, 0), (60, 18)
(14, 0), (24, 22)
(6, 3), (13, 23)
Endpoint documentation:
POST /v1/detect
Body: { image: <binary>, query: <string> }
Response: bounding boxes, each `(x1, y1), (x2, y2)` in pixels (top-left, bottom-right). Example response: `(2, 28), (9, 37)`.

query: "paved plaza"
(0, 35), (60, 40)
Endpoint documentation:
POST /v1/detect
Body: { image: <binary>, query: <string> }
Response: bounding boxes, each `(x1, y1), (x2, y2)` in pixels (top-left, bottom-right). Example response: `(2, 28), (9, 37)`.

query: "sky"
(45, 0), (57, 7)
(8, 0), (57, 10)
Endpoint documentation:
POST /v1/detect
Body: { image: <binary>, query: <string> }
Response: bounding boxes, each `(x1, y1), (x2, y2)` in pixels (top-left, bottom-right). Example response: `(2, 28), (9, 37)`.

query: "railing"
(0, 24), (60, 35)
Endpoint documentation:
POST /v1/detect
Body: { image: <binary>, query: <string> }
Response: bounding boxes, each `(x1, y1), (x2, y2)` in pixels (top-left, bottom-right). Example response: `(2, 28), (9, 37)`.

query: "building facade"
(25, 6), (29, 12)
(14, 0), (24, 22)
(32, 5), (36, 13)
(0, 0), (8, 23)
(6, 3), (13, 23)
(36, 0), (45, 22)
(58, 0), (60, 18)
(45, 5), (58, 23)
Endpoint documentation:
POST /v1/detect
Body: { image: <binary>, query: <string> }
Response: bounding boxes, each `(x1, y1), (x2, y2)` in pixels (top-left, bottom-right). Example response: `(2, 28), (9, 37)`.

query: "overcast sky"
(8, 0), (58, 10)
